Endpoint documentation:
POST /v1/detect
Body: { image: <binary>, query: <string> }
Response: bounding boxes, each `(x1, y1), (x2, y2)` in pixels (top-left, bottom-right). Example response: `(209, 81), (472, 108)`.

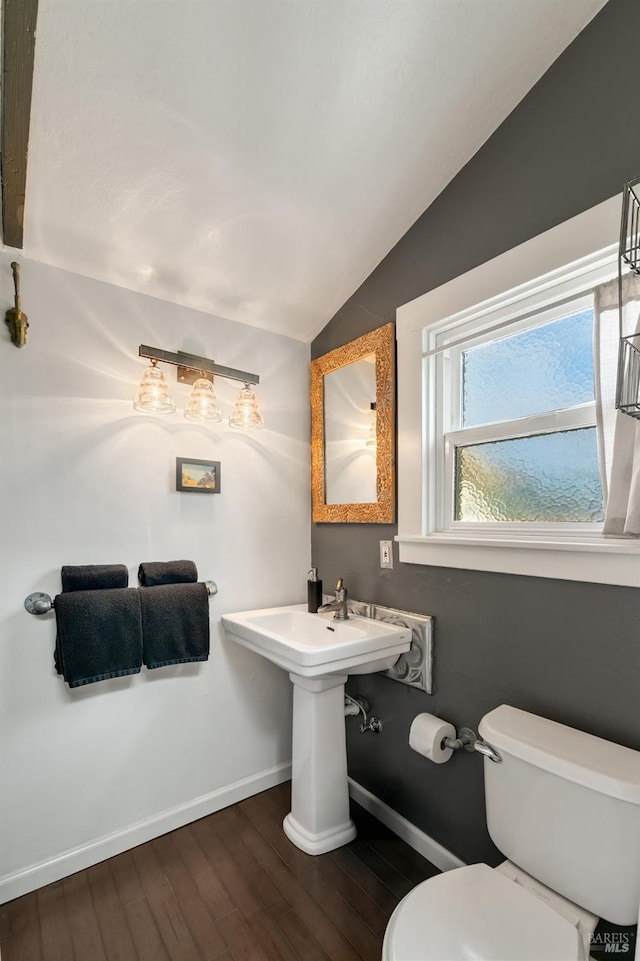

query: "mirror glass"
(324, 353), (377, 504)
(311, 324), (395, 523)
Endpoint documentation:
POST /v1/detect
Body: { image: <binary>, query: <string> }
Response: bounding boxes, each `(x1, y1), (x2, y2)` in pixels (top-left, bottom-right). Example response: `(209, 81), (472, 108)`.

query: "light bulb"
(133, 361), (176, 414)
(184, 378), (222, 423)
(365, 402), (377, 448)
(229, 384), (264, 430)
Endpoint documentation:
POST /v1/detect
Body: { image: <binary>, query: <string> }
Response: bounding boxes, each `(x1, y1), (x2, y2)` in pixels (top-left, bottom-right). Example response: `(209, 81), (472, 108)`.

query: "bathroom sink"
(221, 603), (411, 677)
(222, 602), (412, 856)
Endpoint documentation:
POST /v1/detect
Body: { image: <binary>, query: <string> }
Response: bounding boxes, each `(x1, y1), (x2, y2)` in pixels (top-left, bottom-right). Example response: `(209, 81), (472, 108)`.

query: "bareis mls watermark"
(590, 932), (633, 954)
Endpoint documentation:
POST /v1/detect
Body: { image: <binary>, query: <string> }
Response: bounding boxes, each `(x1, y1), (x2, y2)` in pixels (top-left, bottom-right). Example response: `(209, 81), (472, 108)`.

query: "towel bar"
(24, 580), (219, 615)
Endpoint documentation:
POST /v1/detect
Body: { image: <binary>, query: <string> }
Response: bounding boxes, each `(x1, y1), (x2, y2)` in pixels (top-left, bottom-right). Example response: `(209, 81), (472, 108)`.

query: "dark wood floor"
(0, 781), (439, 961)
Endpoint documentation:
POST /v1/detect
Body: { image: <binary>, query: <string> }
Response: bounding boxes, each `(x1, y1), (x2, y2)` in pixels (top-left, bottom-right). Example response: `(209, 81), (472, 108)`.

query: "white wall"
(0, 253), (311, 900)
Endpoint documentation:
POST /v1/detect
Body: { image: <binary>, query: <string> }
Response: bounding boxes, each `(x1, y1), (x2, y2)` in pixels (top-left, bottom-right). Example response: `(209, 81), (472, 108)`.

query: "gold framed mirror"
(311, 322), (395, 523)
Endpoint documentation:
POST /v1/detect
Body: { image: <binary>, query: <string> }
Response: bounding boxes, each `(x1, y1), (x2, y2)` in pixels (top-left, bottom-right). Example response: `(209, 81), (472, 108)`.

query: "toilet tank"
(478, 705), (640, 926)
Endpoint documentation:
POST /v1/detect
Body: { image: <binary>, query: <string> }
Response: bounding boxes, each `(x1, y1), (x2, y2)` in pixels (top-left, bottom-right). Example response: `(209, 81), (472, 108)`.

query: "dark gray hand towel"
(55, 564), (130, 674)
(138, 560), (198, 587)
(55, 588), (143, 688)
(139, 582), (210, 669)
(61, 564), (129, 592)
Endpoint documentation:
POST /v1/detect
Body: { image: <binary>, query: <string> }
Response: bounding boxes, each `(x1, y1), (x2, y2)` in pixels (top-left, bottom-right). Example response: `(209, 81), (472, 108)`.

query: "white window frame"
(396, 194), (640, 587)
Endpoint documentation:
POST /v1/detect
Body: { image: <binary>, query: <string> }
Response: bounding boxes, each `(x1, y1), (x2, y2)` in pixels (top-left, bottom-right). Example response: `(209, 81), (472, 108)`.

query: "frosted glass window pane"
(462, 309), (594, 427)
(455, 428), (603, 522)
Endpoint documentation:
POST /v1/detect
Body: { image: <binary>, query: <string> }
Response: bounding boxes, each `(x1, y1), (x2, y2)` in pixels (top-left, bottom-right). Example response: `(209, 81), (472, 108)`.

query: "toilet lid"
(383, 864), (584, 961)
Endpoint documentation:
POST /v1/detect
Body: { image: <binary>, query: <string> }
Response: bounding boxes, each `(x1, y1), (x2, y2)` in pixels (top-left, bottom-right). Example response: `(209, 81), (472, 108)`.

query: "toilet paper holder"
(445, 727), (502, 763)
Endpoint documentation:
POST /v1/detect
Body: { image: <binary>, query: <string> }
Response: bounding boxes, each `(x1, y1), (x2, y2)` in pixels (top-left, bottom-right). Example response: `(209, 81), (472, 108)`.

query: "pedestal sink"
(221, 604), (411, 855)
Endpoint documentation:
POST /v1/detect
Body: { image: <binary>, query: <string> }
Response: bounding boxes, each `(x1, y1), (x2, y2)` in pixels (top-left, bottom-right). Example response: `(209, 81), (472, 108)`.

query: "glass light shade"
(133, 362), (176, 413)
(228, 384), (264, 430)
(184, 378), (222, 423)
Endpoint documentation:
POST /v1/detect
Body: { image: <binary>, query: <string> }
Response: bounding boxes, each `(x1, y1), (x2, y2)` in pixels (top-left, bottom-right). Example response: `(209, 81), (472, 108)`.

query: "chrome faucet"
(317, 578), (349, 620)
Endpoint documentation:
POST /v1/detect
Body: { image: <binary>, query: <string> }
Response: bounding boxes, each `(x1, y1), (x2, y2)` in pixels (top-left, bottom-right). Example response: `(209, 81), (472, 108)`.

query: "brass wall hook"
(5, 262), (29, 347)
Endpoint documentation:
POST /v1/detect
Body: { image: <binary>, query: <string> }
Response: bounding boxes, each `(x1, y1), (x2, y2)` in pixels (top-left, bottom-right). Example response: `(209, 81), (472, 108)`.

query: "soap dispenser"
(307, 568), (322, 613)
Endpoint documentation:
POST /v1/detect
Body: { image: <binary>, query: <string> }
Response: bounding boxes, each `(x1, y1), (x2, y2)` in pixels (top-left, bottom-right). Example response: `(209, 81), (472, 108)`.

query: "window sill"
(396, 533), (640, 587)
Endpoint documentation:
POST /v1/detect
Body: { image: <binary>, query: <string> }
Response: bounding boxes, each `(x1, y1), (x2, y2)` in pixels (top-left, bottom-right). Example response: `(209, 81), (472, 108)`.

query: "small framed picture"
(176, 457), (221, 493)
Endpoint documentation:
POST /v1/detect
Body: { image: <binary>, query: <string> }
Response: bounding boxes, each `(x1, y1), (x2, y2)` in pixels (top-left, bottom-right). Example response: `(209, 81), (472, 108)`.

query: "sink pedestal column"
(283, 672), (356, 855)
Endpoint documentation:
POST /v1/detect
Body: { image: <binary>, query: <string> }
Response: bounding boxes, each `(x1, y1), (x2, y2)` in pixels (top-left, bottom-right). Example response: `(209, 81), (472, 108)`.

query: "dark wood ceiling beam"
(2, 0), (39, 249)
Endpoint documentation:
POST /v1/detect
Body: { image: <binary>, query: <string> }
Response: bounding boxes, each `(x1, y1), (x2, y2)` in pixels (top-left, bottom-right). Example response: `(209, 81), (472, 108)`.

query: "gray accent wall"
(311, 0), (640, 866)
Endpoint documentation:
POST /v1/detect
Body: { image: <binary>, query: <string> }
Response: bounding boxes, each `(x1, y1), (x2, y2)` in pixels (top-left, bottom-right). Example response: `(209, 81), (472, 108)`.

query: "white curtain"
(595, 271), (640, 535)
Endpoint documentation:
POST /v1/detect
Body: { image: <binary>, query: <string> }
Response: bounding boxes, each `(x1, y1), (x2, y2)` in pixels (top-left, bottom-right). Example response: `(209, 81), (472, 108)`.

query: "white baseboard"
(348, 777), (465, 874)
(0, 761), (292, 904)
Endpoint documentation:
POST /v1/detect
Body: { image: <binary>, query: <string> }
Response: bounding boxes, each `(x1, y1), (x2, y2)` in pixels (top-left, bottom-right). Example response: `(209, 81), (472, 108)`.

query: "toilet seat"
(382, 863), (586, 961)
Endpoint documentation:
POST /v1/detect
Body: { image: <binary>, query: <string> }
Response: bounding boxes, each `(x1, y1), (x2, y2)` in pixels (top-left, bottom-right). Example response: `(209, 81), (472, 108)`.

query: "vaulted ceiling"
(16, 0), (606, 342)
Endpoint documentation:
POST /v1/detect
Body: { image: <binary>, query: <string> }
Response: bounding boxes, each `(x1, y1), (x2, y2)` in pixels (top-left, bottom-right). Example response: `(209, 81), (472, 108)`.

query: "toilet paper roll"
(409, 713), (456, 764)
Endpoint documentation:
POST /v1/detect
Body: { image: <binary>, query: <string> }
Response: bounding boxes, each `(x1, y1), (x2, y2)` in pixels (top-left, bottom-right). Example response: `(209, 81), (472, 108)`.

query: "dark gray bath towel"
(61, 564), (129, 592)
(55, 588), (143, 687)
(139, 582), (210, 668)
(137, 560), (198, 587)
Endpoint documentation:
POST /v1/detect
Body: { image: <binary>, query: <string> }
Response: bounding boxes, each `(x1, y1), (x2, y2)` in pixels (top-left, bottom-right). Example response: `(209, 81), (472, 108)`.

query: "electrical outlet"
(380, 540), (393, 569)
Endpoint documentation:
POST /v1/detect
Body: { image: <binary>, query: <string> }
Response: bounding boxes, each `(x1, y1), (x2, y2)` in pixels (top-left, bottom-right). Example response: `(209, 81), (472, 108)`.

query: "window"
(437, 299), (602, 530)
(396, 195), (640, 587)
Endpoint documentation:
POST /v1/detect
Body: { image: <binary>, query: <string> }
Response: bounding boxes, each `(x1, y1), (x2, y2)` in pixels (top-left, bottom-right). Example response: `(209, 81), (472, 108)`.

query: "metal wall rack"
(616, 176), (640, 418)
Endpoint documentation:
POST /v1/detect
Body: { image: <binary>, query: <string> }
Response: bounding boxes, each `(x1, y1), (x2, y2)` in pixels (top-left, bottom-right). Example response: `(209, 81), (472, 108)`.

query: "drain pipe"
(344, 693), (383, 733)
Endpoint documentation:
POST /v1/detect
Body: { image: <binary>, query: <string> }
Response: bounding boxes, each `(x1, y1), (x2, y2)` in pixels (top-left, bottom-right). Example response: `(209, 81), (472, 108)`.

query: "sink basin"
(222, 602), (412, 856)
(221, 603), (411, 677)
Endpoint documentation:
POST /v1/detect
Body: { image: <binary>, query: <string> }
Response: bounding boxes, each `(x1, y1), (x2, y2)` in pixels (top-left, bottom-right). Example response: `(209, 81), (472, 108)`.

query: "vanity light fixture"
(134, 345), (263, 429)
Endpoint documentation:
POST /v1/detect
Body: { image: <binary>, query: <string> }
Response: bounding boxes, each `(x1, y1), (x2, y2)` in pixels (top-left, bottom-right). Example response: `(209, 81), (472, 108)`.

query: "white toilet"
(382, 704), (640, 961)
